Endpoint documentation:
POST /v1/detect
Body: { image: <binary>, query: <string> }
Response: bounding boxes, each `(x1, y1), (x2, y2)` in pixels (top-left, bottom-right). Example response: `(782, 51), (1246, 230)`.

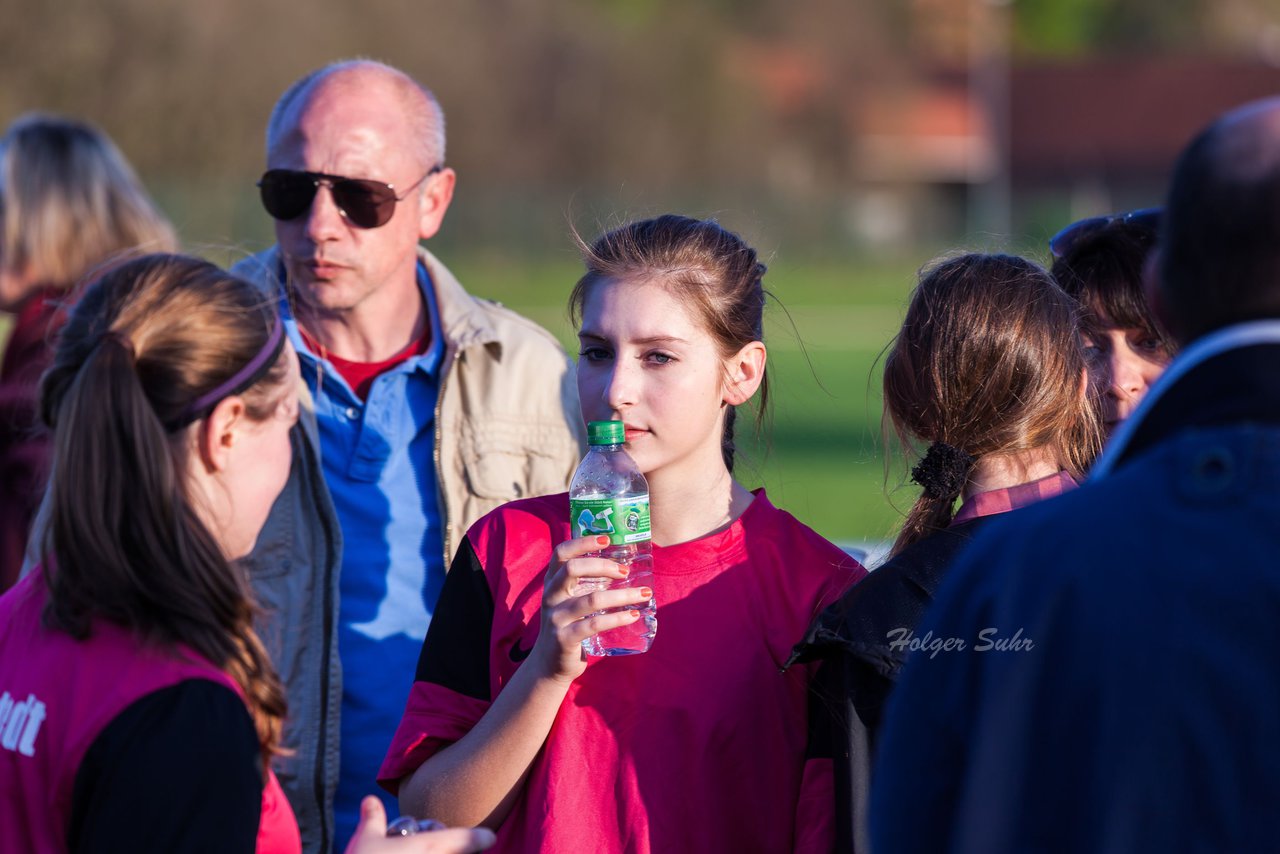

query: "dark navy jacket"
(871, 323), (1280, 853)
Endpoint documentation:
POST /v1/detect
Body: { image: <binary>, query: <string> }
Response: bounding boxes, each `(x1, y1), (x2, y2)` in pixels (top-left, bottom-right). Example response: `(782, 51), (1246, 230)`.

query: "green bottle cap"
(586, 420), (625, 445)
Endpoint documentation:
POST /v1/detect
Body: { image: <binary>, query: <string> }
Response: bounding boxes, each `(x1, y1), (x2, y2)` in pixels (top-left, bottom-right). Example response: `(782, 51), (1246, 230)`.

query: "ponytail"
(882, 253), (1101, 559)
(889, 442), (977, 556)
(44, 330), (205, 633)
(38, 254), (289, 769)
(722, 406), (737, 473)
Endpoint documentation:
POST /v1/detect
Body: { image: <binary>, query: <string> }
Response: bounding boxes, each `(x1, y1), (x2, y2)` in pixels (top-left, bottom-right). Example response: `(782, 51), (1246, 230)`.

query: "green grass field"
(449, 255), (924, 549)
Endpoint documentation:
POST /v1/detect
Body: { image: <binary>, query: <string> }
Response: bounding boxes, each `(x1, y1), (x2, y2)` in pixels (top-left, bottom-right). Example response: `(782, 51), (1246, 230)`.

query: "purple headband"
(169, 314), (286, 430)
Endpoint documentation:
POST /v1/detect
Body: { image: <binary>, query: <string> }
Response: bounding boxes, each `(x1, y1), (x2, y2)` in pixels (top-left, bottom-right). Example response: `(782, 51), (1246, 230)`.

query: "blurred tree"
(1, 0), (1275, 253)
(1014, 0), (1280, 56)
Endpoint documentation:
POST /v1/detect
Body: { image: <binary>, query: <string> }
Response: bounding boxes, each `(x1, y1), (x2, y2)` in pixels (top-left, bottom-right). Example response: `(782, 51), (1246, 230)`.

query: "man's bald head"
(265, 60), (446, 173)
(1160, 97), (1280, 343)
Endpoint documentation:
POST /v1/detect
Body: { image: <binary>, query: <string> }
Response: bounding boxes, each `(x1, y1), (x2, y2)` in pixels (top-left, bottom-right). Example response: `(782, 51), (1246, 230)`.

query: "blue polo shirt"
(280, 262), (446, 850)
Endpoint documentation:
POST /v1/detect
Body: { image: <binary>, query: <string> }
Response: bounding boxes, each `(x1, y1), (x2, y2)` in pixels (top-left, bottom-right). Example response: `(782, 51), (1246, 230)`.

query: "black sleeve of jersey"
(68, 680), (264, 854)
(415, 535), (495, 701)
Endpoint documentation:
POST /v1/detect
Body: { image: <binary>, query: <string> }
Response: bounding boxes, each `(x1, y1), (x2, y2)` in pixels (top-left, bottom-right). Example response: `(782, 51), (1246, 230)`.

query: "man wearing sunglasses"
(233, 60), (585, 854)
(872, 97), (1280, 851)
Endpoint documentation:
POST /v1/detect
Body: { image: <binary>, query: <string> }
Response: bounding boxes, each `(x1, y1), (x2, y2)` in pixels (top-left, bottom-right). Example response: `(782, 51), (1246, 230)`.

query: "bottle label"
(570, 495), (651, 544)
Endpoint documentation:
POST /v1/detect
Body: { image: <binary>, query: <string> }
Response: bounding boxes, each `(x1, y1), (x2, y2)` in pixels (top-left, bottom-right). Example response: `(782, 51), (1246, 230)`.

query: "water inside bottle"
(579, 545), (657, 657)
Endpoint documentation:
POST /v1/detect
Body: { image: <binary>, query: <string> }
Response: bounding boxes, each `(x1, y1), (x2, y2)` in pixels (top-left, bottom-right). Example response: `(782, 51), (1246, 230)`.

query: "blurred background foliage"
(4, 0), (1280, 549)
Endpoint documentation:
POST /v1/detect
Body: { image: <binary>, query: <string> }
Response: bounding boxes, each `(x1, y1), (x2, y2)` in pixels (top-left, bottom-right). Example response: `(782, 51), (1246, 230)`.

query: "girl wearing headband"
(793, 253), (1102, 852)
(0, 255), (492, 853)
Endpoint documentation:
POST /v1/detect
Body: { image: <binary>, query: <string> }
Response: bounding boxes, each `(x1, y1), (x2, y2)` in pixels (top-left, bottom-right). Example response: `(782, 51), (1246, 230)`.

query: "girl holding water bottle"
(381, 215), (865, 853)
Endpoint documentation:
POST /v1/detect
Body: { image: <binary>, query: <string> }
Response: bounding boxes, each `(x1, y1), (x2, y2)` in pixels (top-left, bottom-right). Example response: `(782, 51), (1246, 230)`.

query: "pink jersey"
(380, 490), (865, 853)
(0, 571), (300, 853)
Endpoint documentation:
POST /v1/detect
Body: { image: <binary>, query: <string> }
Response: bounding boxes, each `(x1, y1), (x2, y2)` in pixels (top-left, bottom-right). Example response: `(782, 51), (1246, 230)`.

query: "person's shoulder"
(468, 493), (569, 544)
(747, 491), (866, 579)
(821, 520), (988, 648)
(465, 493), (568, 581)
(939, 501), (1075, 602)
(922, 463), (1169, 635)
(879, 514), (994, 582)
(423, 249), (569, 356)
(473, 296), (569, 354)
(228, 247), (285, 298)
(0, 570), (43, 626)
(961, 463), (1153, 574)
(750, 491), (849, 552)
(851, 524), (977, 604)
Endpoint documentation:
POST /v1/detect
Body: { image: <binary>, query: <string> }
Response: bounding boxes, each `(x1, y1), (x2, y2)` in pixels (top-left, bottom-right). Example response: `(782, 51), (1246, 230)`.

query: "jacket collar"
(415, 247), (502, 356)
(253, 244), (503, 358)
(1093, 320), (1280, 479)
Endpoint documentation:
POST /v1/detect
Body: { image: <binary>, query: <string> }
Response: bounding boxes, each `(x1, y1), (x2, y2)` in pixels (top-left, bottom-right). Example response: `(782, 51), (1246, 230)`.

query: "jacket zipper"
(312, 370), (336, 854)
(434, 346), (456, 572)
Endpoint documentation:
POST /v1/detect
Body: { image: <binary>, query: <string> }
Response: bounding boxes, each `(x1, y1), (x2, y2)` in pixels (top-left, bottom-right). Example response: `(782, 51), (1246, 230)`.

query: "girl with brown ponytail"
(883, 252), (1100, 557)
(0, 254), (493, 854)
(791, 252), (1102, 853)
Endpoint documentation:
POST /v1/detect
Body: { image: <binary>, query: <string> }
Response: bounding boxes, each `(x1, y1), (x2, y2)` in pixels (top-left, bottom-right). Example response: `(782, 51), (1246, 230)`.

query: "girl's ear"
(195, 395), (246, 473)
(723, 341), (767, 406)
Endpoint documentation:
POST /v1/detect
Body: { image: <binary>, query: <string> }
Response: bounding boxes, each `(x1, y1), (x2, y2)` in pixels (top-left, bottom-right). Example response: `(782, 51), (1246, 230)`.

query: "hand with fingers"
(345, 796), (496, 853)
(530, 534), (653, 681)
(392, 534), (656, 831)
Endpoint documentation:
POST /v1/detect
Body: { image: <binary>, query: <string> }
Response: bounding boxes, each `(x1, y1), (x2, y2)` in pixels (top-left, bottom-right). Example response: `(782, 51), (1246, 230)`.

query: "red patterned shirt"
(951, 470), (1079, 525)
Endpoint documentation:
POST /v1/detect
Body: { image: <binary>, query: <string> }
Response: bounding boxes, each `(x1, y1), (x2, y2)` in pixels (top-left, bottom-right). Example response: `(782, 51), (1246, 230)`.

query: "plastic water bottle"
(386, 817), (446, 836)
(569, 420), (657, 656)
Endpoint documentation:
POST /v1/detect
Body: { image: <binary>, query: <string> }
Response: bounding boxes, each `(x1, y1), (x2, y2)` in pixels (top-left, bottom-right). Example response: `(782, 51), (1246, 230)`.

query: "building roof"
(1011, 56), (1280, 186)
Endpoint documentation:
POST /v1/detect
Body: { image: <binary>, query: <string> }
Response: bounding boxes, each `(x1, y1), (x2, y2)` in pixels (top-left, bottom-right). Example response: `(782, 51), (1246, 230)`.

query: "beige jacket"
(231, 245), (584, 853)
(420, 248), (586, 562)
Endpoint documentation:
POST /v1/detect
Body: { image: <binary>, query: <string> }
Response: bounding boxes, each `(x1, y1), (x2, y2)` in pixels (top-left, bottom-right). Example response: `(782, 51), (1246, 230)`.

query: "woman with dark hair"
(381, 215), (865, 853)
(1049, 208), (1175, 434)
(791, 253), (1102, 853)
(0, 254), (494, 854)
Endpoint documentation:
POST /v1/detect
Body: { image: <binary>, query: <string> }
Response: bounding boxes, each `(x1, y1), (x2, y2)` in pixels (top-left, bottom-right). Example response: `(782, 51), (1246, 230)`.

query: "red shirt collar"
(951, 470), (1079, 525)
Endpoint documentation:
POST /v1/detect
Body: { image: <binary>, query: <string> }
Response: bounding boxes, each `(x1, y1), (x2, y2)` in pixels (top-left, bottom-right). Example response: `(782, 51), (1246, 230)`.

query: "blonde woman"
(0, 113), (177, 591)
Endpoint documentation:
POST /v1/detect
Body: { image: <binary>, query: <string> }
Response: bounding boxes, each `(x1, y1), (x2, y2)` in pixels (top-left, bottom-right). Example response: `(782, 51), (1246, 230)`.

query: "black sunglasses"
(257, 166), (441, 230)
(1049, 207), (1161, 259)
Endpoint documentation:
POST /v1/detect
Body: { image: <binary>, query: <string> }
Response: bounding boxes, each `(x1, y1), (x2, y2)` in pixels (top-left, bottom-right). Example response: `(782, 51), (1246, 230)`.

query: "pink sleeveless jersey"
(0, 571), (300, 853)
(381, 490), (865, 853)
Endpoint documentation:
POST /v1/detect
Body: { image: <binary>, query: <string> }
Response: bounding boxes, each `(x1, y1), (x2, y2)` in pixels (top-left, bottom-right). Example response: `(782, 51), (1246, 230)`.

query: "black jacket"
(788, 516), (996, 854)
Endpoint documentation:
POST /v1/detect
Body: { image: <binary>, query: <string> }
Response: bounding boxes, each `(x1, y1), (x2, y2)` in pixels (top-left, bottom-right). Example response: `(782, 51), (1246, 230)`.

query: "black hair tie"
(911, 442), (976, 499)
(94, 330), (136, 361)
